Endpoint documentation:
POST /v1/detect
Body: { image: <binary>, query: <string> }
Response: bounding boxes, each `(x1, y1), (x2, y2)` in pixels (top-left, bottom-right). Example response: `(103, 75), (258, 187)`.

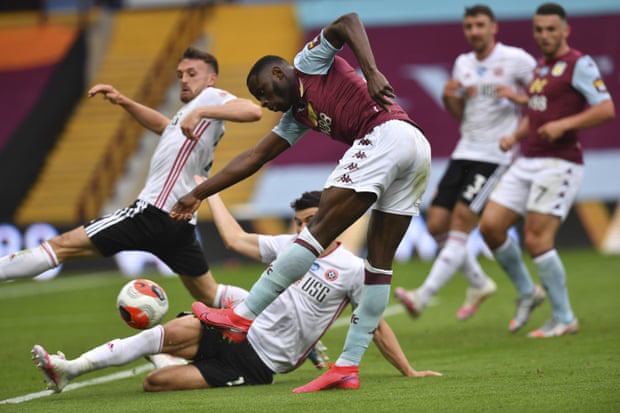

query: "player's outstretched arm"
(373, 318), (442, 378)
(170, 132), (290, 221)
(202, 187), (262, 261)
(323, 13), (395, 112)
(181, 98), (262, 140)
(88, 84), (170, 134)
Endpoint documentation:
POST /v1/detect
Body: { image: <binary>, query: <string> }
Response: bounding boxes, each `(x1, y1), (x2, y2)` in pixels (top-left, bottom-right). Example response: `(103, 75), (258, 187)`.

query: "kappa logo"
(353, 151), (367, 159)
(337, 174), (353, 184)
(324, 269), (339, 282)
(345, 162), (358, 171)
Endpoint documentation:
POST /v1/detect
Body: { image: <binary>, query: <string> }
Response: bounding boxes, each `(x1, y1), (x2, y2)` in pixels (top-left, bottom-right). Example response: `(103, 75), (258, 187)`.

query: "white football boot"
(32, 344), (70, 393)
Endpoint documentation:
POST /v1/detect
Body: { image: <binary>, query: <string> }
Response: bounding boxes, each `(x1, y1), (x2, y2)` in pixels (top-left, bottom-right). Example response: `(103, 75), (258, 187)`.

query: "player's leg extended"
(481, 201), (535, 296)
(524, 212), (576, 328)
(32, 315), (201, 392)
(0, 226), (100, 281)
(340, 209), (412, 364)
(179, 271), (249, 308)
(236, 187), (376, 319)
(417, 202), (480, 308)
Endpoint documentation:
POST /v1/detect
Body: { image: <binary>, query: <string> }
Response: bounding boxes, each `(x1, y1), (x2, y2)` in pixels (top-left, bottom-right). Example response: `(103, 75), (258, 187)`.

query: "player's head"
(462, 5), (497, 54)
(533, 3), (570, 59)
(290, 191), (321, 234)
(246, 55), (297, 112)
(177, 48), (219, 103)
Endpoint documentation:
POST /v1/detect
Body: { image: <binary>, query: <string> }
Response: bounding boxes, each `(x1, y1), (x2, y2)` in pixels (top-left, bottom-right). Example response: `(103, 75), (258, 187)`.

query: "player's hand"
(442, 79), (463, 98)
(181, 109), (204, 141)
(499, 135), (518, 151)
(495, 85), (516, 100)
(169, 192), (201, 221)
(88, 84), (124, 105)
(365, 69), (396, 112)
(193, 175), (207, 185)
(407, 369), (443, 378)
(538, 120), (566, 142)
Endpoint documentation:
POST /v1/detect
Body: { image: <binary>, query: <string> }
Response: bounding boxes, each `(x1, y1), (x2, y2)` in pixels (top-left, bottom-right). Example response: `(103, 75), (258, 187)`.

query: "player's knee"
(143, 371), (166, 392)
(479, 219), (500, 246)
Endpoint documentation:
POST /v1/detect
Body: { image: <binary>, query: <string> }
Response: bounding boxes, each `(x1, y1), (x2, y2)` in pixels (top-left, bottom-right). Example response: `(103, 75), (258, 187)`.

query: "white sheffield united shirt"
(137, 86), (235, 224)
(451, 42), (536, 165)
(248, 234), (364, 374)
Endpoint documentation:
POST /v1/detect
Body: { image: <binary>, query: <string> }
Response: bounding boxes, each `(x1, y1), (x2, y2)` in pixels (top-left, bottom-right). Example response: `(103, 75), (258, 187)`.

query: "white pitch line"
(0, 364), (153, 405)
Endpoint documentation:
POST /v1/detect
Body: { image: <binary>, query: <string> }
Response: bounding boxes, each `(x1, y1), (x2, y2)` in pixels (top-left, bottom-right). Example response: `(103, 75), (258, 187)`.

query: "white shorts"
(324, 120), (431, 216)
(489, 157), (584, 220)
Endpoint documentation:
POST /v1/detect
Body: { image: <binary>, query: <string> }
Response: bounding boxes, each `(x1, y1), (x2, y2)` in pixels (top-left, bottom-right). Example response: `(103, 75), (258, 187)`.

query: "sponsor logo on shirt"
(529, 78), (548, 94)
(551, 61), (567, 77)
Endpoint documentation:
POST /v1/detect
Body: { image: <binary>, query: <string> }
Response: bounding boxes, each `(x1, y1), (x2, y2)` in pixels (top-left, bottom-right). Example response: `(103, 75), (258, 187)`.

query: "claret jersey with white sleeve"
(451, 43), (536, 165)
(247, 234), (364, 374)
(137, 86), (235, 223)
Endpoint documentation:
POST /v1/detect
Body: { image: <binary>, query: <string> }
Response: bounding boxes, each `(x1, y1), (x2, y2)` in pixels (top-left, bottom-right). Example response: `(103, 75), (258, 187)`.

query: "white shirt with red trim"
(248, 234), (364, 374)
(137, 86), (235, 224)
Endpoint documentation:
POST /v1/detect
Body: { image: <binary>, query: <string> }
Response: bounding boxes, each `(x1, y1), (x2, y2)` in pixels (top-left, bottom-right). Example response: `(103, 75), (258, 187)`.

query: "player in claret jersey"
(170, 13), (432, 391)
(479, 3), (615, 337)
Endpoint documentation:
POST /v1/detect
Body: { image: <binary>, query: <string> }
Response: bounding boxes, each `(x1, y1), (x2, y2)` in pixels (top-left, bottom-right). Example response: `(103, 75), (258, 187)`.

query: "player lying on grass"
(32, 190), (440, 393)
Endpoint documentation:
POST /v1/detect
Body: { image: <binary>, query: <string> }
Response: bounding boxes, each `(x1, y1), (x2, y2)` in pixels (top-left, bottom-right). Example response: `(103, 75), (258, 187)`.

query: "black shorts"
(192, 323), (274, 387)
(431, 159), (506, 214)
(84, 200), (209, 276)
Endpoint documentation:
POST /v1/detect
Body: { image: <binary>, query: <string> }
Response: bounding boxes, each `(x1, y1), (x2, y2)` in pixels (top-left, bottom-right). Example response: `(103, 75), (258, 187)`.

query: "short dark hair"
(535, 2), (567, 20)
(180, 47), (219, 74)
(464, 4), (495, 21)
(246, 55), (288, 88)
(290, 191), (322, 211)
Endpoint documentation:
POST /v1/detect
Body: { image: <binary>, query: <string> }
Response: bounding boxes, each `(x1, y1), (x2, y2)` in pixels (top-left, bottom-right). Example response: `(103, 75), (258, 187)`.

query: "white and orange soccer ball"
(117, 279), (169, 329)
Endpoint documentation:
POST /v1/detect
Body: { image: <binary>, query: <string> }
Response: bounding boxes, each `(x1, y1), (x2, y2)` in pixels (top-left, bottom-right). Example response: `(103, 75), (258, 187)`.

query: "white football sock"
(0, 241), (59, 281)
(66, 325), (164, 379)
(418, 231), (468, 305)
(461, 251), (488, 289)
(213, 284), (249, 308)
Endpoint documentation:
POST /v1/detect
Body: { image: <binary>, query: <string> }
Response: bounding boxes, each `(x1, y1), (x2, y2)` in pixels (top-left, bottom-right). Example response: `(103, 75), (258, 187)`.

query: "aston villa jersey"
(272, 30), (419, 147)
(524, 49), (611, 164)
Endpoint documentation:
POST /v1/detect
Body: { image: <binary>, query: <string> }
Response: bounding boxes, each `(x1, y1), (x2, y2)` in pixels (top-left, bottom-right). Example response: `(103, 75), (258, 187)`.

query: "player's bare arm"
(538, 99), (615, 141)
(442, 78), (465, 120)
(323, 13), (395, 111)
(496, 85), (529, 106)
(170, 132), (290, 220)
(180, 98), (262, 140)
(372, 318), (442, 378)
(88, 84), (170, 134)
(205, 191), (262, 261)
(500, 117), (529, 151)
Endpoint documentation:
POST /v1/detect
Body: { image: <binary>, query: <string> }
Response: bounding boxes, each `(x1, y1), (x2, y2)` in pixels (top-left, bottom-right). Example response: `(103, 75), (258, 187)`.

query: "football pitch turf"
(0, 249), (618, 412)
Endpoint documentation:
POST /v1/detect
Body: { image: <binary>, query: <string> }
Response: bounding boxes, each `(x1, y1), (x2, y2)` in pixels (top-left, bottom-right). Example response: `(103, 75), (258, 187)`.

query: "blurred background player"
(169, 13), (431, 392)
(480, 3), (615, 337)
(32, 190), (440, 393)
(395, 5), (535, 320)
(0, 47), (262, 306)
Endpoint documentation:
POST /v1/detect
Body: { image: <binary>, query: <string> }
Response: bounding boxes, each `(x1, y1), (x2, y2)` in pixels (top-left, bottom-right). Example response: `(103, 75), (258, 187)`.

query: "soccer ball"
(117, 279), (169, 329)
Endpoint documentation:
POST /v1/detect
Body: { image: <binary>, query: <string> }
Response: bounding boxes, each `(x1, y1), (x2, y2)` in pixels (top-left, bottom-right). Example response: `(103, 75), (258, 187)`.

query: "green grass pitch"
(1, 249), (619, 412)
